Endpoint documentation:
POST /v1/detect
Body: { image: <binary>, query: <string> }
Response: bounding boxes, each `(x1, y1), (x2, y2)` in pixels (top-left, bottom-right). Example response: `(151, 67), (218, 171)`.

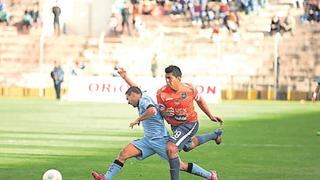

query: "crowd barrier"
(0, 87), (67, 98)
(0, 86), (311, 101)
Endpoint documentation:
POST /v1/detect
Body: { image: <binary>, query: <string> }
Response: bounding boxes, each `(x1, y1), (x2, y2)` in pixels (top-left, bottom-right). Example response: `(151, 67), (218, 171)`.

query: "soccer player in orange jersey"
(156, 65), (224, 180)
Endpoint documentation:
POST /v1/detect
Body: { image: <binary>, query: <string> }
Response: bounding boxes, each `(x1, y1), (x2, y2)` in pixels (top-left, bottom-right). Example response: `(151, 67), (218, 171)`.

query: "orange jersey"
(156, 83), (200, 126)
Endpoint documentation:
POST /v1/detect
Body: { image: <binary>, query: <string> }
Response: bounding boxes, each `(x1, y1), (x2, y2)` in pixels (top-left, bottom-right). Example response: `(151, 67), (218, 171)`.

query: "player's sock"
(195, 129), (222, 145)
(186, 163), (211, 178)
(105, 159), (123, 179)
(195, 133), (217, 145)
(169, 157), (180, 180)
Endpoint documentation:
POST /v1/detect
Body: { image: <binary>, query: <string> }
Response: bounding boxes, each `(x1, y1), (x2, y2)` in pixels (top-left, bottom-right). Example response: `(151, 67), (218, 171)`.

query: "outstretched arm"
(130, 106), (157, 128)
(118, 67), (137, 87)
(196, 96), (224, 126)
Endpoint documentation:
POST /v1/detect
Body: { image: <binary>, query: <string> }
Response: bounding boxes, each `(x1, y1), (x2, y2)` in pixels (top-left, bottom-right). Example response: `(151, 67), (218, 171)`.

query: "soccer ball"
(42, 169), (62, 180)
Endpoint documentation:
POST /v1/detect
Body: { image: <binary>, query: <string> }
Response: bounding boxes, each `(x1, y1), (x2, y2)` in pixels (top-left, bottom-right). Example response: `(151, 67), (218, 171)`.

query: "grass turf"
(0, 99), (319, 180)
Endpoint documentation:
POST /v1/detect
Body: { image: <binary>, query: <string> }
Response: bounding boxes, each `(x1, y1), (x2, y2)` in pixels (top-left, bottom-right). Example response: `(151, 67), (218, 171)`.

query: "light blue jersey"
(131, 93), (169, 160)
(137, 93), (169, 140)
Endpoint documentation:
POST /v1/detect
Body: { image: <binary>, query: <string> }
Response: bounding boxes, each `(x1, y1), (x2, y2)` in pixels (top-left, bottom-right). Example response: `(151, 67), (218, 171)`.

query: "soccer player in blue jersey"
(92, 68), (218, 180)
(312, 78), (320, 103)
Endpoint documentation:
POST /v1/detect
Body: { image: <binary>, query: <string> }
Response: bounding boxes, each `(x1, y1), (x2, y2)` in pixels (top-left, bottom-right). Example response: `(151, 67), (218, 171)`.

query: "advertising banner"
(65, 76), (221, 103)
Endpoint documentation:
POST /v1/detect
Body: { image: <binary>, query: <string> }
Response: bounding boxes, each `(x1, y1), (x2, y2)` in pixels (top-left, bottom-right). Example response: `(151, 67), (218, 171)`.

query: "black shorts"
(169, 122), (199, 150)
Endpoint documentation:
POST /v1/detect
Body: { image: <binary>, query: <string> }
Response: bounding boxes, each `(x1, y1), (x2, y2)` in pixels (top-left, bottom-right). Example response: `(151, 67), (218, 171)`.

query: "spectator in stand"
(295, 0), (302, 8)
(187, 0), (196, 21)
(193, 0), (201, 24)
(318, 0), (320, 22)
(225, 11), (239, 33)
(200, 0), (208, 28)
(305, 0), (320, 23)
(27, 6), (34, 19)
(204, 1), (215, 28)
(258, 0), (267, 8)
(157, 0), (165, 7)
(270, 15), (281, 36)
(302, 0), (309, 21)
(52, 1), (61, 36)
(131, 0), (140, 26)
(171, 1), (183, 15)
(307, 7), (316, 22)
(280, 11), (295, 35)
(229, 0), (241, 12)
(151, 1), (165, 16)
(211, 2), (221, 20)
(109, 13), (119, 36)
(238, 0), (255, 15)
(142, 0), (154, 15)
(238, 0), (245, 12)
(0, 0), (3, 11)
(22, 9), (33, 33)
(0, 0), (9, 25)
(121, 2), (131, 35)
(180, 0), (188, 16)
(200, 0), (208, 8)
(219, 0), (230, 19)
(32, 3), (41, 27)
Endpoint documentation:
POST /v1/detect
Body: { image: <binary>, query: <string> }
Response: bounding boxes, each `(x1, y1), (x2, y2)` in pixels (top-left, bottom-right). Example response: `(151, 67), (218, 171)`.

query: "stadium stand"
(0, 0), (319, 100)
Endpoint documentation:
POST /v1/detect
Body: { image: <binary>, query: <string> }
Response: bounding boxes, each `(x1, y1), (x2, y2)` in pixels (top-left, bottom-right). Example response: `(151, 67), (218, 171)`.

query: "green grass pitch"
(0, 98), (319, 180)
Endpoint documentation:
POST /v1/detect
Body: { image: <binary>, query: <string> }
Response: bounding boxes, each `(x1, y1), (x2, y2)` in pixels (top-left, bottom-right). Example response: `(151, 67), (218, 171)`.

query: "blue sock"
(169, 157), (180, 180)
(195, 133), (217, 145)
(196, 129), (223, 145)
(105, 160), (123, 180)
(187, 163), (211, 178)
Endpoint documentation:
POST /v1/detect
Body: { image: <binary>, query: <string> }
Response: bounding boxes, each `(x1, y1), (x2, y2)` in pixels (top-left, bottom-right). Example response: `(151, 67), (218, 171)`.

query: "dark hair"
(165, 65), (182, 78)
(125, 86), (142, 95)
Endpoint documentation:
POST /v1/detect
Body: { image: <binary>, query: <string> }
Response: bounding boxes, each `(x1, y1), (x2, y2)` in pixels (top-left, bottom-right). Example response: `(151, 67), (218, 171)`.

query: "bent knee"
(118, 150), (129, 162)
(179, 162), (188, 171)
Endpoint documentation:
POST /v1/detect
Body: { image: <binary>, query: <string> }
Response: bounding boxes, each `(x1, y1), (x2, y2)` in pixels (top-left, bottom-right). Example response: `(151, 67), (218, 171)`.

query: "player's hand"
(117, 67), (127, 78)
(129, 119), (140, 129)
(211, 115), (224, 126)
(162, 107), (174, 117)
